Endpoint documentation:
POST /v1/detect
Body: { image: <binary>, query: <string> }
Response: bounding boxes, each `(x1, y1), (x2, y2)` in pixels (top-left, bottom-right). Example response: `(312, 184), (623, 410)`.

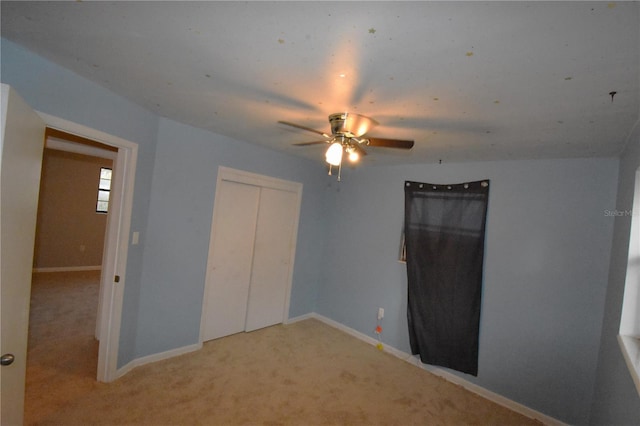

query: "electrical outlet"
(378, 307), (384, 320)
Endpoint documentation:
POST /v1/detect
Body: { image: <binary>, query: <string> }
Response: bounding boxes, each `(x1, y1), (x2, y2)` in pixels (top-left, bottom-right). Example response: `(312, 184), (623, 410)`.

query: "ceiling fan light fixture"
(282, 112), (414, 181)
(325, 142), (343, 166)
(347, 146), (359, 162)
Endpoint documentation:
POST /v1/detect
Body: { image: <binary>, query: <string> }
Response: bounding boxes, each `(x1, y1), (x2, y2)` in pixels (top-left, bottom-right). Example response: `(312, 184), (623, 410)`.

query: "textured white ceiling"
(2, 1), (639, 165)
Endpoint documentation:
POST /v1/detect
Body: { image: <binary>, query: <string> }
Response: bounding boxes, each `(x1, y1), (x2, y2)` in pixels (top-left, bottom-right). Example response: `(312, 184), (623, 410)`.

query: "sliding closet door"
(201, 180), (260, 341)
(245, 187), (299, 332)
(201, 167), (302, 343)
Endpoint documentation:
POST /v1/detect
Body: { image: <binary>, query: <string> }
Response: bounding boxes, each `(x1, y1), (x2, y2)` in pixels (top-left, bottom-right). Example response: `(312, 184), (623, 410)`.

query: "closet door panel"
(202, 180), (259, 341)
(245, 188), (298, 332)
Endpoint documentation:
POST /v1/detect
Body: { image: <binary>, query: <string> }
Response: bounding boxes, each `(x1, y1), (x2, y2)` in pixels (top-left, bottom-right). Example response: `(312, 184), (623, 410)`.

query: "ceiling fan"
(278, 112), (414, 181)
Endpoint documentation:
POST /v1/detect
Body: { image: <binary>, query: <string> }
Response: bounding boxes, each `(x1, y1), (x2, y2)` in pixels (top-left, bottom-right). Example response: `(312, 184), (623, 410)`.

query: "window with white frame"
(619, 168), (640, 397)
(96, 167), (112, 213)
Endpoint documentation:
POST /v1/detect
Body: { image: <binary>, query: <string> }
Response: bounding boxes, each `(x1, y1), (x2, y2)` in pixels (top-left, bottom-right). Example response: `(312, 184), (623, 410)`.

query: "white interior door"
(245, 188), (299, 332)
(0, 84), (45, 426)
(202, 180), (260, 341)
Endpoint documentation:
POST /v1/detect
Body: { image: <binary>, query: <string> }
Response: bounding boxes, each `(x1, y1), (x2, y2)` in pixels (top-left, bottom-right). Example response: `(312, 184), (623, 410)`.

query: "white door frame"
(199, 166), (302, 343)
(37, 112), (138, 383)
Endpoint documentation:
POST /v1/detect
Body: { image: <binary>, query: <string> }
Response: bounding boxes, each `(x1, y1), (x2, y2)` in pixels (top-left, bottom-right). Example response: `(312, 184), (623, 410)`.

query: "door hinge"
(114, 275), (120, 283)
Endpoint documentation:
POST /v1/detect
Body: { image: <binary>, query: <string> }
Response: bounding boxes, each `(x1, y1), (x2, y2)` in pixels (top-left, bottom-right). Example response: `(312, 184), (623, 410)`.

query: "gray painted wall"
(3, 37), (637, 424)
(133, 117), (327, 358)
(0, 39), (328, 366)
(1, 38), (159, 364)
(590, 122), (640, 424)
(316, 158), (618, 425)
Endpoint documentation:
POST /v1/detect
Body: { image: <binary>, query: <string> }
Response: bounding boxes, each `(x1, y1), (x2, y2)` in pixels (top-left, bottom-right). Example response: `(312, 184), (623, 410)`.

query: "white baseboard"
(33, 265), (102, 273)
(112, 313), (564, 425)
(310, 313), (566, 426)
(116, 342), (202, 379)
(285, 313), (315, 324)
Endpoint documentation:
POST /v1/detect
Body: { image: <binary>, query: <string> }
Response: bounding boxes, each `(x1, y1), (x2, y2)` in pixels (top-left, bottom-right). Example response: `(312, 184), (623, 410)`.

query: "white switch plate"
(378, 307), (384, 320)
(132, 231), (139, 245)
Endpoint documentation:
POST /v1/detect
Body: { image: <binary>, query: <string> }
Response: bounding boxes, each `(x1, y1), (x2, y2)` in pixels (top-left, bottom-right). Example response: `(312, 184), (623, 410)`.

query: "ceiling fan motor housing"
(329, 113), (378, 138)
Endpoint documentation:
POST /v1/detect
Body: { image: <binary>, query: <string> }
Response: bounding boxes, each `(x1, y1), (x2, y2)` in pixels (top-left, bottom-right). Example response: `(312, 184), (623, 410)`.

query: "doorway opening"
(25, 129), (118, 422)
(35, 113), (138, 386)
(1, 87), (138, 424)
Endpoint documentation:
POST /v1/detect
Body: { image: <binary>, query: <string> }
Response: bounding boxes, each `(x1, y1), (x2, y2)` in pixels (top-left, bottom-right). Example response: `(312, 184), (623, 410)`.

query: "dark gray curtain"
(404, 180), (489, 376)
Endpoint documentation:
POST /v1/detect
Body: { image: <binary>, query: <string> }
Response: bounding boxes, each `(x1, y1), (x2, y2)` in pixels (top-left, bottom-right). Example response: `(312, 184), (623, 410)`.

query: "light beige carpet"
(26, 271), (100, 425)
(26, 271), (541, 425)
